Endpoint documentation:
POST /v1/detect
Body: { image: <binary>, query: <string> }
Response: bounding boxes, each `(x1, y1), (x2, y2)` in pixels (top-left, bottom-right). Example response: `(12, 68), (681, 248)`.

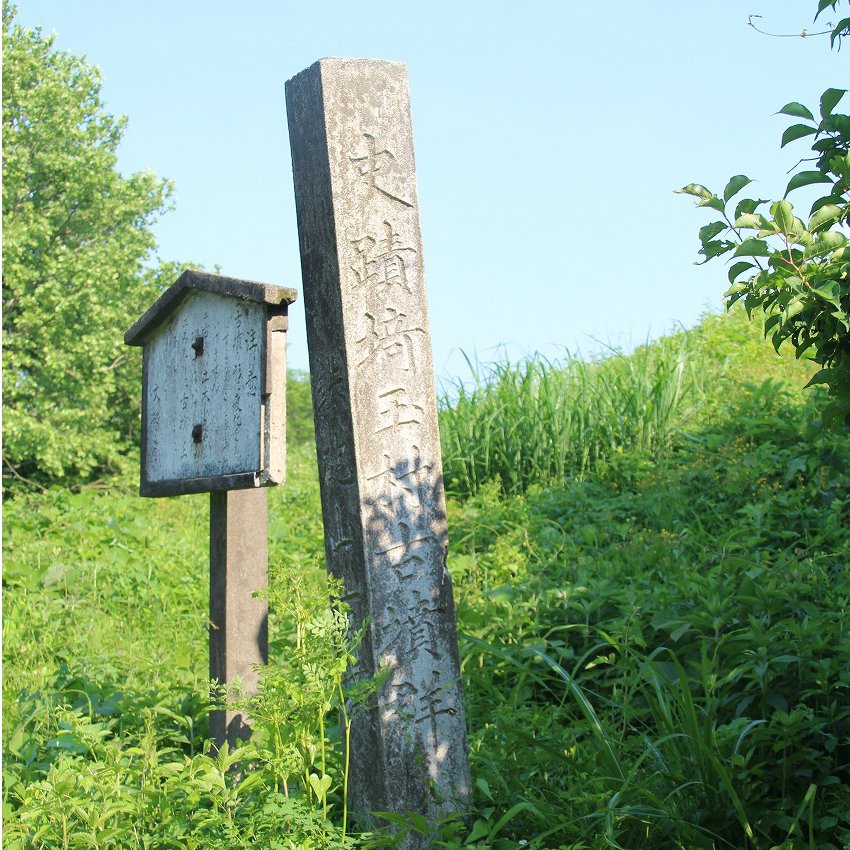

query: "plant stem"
(339, 680), (351, 841)
(319, 708), (327, 821)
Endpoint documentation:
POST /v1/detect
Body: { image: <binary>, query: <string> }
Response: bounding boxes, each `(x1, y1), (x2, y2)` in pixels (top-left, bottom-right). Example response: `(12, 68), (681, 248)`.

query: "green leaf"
(831, 17), (850, 47)
(406, 812), (430, 835)
(812, 280), (842, 307)
(809, 204), (842, 230)
(822, 398), (850, 429)
(785, 170), (832, 196)
(784, 298), (805, 320)
(795, 227), (814, 248)
(804, 368), (834, 388)
(487, 802), (538, 842)
(466, 820), (491, 843)
(727, 261), (755, 283)
(735, 198), (768, 219)
(475, 777), (494, 801)
(764, 314), (782, 334)
(734, 239), (771, 258)
(207, 771), (227, 790)
(676, 183), (714, 201)
(820, 88), (847, 119)
(816, 0), (836, 21)
(777, 102), (814, 122)
(733, 213), (768, 229)
(780, 123), (818, 147)
(811, 136), (841, 154)
(373, 811), (420, 829)
(701, 196), (726, 213)
(771, 200), (795, 234)
(698, 239), (733, 262)
(699, 221), (726, 243)
(308, 772), (332, 799)
(810, 194), (843, 216)
(723, 175), (752, 202)
(815, 231), (848, 252)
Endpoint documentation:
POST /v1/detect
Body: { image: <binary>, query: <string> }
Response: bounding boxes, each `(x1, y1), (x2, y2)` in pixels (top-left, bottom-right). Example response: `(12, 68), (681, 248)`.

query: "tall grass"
(449, 370), (850, 849)
(439, 331), (714, 497)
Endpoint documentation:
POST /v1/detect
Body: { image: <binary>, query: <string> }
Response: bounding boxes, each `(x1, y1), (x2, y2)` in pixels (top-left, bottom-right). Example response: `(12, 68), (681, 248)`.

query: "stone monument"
(286, 58), (471, 835)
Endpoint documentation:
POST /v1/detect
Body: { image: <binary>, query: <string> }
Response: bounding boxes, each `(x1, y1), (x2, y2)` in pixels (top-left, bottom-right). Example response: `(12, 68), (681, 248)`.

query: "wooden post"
(209, 487), (269, 748)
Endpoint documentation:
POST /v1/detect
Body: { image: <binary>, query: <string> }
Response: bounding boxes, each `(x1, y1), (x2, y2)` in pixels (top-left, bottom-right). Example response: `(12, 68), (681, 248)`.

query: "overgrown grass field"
(3, 310), (849, 849)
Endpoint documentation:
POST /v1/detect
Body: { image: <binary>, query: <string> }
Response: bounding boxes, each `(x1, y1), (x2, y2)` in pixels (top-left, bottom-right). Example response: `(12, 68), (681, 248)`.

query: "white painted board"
(144, 290), (264, 484)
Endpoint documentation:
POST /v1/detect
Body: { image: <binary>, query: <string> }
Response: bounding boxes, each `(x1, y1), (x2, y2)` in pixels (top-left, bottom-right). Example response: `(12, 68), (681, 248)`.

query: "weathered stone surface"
(286, 58), (471, 832)
(124, 268), (297, 346)
(209, 487), (269, 748)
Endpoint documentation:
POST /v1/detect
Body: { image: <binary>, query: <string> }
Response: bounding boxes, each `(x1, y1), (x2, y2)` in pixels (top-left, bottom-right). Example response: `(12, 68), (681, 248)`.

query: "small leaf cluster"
(678, 88), (850, 427)
(4, 707), (362, 849)
(229, 563), (378, 836)
(816, 0), (850, 48)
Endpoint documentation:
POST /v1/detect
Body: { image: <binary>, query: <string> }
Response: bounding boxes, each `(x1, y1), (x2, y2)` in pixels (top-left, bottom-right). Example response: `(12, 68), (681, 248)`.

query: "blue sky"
(14, 1), (841, 382)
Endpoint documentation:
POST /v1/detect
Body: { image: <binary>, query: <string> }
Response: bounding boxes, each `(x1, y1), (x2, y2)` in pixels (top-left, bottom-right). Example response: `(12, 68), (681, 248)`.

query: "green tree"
(679, 2), (850, 427)
(2, 2), (178, 487)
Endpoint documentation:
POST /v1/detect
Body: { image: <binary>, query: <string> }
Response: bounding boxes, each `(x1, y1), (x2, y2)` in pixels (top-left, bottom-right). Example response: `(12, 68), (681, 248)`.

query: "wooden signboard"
(125, 269), (297, 497)
(125, 268), (297, 747)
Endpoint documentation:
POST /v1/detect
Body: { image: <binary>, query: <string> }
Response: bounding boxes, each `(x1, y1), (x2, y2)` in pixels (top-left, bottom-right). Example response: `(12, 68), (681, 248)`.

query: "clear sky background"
(13, 1), (842, 384)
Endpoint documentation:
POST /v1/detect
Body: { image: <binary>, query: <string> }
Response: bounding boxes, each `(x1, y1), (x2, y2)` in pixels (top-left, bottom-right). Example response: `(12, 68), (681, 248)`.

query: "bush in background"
(2, 2), (181, 487)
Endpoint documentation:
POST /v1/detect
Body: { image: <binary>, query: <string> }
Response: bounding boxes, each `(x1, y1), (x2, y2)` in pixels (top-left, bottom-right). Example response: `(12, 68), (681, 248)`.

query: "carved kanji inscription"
(351, 221), (417, 295)
(356, 308), (425, 372)
(375, 386), (424, 434)
(350, 134), (414, 207)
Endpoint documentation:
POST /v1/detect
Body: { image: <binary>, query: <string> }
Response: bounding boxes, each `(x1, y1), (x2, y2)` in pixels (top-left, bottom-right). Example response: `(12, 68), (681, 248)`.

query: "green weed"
(448, 364), (850, 849)
(4, 319), (849, 849)
(3, 559), (377, 848)
(440, 330), (714, 498)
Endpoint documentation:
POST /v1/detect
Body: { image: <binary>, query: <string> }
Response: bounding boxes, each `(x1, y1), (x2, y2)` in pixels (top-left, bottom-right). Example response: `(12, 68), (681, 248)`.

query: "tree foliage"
(2, 2), (178, 486)
(679, 1), (850, 428)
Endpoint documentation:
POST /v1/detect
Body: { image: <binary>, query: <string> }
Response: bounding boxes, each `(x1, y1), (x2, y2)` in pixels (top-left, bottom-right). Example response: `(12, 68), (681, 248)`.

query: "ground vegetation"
(4, 311), (849, 849)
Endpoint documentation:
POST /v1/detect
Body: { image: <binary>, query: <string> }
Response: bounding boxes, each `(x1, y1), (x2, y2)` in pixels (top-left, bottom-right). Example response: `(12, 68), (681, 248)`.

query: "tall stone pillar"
(286, 58), (471, 834)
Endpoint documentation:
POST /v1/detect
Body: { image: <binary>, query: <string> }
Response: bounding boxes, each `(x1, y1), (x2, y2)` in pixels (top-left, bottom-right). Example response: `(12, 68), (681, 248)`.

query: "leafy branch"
(678, 88), (850, 427)
(816, 0), (850, 47)
(745, 1), (850, 46)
